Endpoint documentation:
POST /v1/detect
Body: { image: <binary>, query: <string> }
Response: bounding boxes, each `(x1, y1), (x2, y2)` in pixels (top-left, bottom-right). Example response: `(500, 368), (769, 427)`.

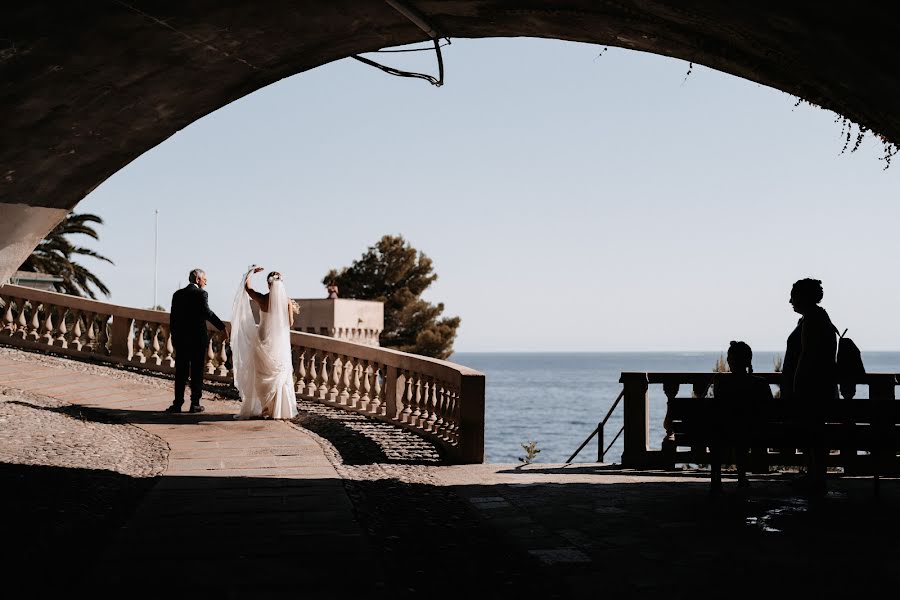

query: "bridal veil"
(232, 269), (298, 420)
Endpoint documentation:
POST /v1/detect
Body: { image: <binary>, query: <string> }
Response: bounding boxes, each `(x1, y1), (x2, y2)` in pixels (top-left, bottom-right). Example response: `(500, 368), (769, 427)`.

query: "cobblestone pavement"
(0, 385), (167, 476)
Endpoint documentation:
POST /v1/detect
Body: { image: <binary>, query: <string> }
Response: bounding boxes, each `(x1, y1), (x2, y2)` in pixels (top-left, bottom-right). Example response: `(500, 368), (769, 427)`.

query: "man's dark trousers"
(174, 341), (206, 408)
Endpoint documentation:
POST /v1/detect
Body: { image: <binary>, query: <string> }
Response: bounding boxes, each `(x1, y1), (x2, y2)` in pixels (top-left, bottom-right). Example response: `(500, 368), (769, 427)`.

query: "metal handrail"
(566, 388), (625, 463)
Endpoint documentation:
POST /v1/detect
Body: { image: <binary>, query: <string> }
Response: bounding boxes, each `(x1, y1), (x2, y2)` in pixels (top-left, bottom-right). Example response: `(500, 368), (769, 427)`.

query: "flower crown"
(267, 273), (282, 284)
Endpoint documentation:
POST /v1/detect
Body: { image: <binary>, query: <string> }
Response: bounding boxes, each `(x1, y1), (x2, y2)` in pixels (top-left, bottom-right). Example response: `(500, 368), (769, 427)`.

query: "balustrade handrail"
(1, 283), (486, 463)
(289, 330), (483, 382)
(1, 282), (174, 324)
(638, 371), (900, 386)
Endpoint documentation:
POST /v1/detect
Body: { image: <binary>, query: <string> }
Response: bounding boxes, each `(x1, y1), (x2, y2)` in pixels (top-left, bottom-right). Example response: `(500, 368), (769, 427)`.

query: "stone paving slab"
(425, 463), (900, 598)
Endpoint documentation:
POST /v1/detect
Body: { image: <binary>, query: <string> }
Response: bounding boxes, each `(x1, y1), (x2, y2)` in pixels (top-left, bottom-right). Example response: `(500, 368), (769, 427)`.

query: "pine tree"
(323, 235), (460, 359)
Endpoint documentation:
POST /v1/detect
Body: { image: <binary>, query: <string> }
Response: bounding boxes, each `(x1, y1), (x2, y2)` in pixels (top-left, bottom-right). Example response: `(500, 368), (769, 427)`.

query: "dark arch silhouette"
(3, 1), (900, 276)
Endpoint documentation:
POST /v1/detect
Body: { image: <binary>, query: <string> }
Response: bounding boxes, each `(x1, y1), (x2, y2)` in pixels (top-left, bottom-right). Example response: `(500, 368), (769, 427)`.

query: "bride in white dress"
(231, 266), (299, 420)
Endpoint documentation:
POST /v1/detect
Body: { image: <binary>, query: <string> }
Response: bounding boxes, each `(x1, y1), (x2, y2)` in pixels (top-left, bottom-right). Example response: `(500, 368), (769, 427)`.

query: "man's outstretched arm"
(202, 289), (226, 332)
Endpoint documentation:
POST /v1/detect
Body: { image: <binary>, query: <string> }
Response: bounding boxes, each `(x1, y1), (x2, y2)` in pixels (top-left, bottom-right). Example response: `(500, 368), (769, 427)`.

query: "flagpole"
(153, 209), (159, 309)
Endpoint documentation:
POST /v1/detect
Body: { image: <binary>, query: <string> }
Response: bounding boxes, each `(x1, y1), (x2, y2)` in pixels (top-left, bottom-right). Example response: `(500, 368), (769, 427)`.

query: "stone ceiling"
(2, 1), (899, 277)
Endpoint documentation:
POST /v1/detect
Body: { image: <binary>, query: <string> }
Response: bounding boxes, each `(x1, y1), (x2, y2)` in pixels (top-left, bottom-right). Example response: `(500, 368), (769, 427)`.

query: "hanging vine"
(794, 97), (897, 169)
(681, 61), (693, 85)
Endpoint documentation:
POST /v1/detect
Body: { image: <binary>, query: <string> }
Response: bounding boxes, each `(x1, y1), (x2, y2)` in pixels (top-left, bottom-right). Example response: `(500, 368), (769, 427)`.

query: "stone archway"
(3, 1), (900, 279)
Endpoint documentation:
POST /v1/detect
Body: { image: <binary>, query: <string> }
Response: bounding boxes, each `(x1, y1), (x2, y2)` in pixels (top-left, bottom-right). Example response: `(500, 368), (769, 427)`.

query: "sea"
(449, 351), (900, 465)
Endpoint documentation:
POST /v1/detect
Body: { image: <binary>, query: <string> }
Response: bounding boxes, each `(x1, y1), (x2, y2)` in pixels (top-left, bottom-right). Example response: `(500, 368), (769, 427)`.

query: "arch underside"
(1, 1), (898, 275)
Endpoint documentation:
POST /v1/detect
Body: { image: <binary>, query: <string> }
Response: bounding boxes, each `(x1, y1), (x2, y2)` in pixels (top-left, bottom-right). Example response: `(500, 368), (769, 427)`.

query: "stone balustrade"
(0, 284), (485, 463)
(618, 371), (900, 469)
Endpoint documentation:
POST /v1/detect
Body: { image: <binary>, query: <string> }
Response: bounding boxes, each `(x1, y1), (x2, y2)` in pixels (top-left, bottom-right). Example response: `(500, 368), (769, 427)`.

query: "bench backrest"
(667, 397), (900, 470)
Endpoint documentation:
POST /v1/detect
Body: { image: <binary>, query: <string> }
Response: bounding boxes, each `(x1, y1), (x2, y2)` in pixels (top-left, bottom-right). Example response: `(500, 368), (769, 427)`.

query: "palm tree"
(19, 212), (113, 299)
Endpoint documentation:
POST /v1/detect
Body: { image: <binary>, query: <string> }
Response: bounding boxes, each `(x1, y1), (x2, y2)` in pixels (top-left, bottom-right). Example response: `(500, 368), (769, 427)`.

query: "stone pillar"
(384, 365), (399, 419)
(620, 372), (649, 468)
(869, 374), (895, 487)
(457, 373), (486, 464)
(109, 314), (132, 359)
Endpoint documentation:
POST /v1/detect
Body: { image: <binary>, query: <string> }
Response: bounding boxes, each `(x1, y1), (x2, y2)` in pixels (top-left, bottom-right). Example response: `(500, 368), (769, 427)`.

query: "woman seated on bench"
(711, 341), (774, 492)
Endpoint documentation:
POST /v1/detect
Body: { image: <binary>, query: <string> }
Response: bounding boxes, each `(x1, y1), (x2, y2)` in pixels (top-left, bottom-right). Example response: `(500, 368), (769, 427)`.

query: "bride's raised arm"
(245, 266), (270, 312)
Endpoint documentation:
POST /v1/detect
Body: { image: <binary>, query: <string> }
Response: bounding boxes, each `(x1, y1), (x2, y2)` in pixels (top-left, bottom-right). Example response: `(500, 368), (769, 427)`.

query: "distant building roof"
(8, 271), (64, 291)
(11, 271), (64, 283)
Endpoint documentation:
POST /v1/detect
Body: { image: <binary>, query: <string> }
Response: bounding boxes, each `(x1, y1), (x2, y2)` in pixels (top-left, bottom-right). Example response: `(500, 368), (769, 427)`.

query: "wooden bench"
(667, 394), (900, 493)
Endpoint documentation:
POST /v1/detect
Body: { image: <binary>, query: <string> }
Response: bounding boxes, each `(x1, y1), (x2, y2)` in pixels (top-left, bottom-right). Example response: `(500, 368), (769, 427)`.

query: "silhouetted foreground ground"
(5, 462), (899, 598)
(3, 346), (899, 598)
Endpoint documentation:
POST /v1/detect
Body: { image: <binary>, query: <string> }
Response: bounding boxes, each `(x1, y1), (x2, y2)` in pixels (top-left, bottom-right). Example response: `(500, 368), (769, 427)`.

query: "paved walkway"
(0, 353), (376, 596)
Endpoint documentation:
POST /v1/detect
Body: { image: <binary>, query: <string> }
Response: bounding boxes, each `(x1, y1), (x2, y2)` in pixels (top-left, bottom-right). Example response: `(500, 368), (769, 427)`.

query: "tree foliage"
(18, 212), (113, 299)
(323, 235), (460, 359)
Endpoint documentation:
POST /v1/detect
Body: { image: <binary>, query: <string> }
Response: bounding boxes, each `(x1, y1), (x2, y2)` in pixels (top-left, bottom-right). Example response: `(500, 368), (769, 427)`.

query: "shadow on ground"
(3, 459), (899, 599)
(294, 398), (444, 466)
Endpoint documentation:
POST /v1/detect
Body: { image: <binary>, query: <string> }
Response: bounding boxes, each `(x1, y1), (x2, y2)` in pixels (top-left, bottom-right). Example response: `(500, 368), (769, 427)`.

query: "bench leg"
(710, 446), (722, 494)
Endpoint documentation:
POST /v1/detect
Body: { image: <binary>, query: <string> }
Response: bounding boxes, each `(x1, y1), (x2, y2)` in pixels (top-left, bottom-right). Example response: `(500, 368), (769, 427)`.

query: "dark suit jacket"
(170, 284), (226, 349)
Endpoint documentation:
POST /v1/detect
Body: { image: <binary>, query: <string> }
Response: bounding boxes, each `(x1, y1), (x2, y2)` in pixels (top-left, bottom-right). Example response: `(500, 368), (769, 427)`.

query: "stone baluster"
(13, 300), (28, 339)
(357, 360), (372, 413)
(205, 337), (216, 374)
(53, 306), (68, 348)
(40, 304), (54, 344)
(383, 365), (399, 420)
(132, 320), (147, 363)
(338, 355), (352, 406)
(96, 315), (111, 355)
(81, 311), (96, 351)
(317, 353), (330, 400)
(125, 318), (137, 360)
(349, 360), (362, 408)
(370, 364), (383, 416)
(295, 348), (308, 394)
(419, 377), (434, 430)
(68, 310), (83, 350)
(149, 323), (163, 365)
(28, 303), (41, 341)
(409, 373), (423, 428)
(1, 297), (15, 336)
(163, 326), (175, 368)
(217, 334), (229, 376)
(445, 386), (460, 443)
(306, 351), (319, 397)
(400, 371), (415, 423)
(328, 355), (342, 403)
(431, 380), (446, 436)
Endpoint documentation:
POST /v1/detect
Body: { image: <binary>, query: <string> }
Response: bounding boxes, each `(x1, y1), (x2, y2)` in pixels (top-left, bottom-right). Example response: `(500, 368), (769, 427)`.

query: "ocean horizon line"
(451, 349), (900, 355)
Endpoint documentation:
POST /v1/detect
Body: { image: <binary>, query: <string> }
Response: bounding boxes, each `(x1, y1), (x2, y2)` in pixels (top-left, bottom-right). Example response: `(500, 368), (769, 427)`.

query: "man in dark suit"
(165, 268), (227, 413)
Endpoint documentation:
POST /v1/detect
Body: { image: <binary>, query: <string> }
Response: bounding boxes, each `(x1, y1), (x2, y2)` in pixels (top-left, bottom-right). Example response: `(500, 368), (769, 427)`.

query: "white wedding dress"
(231, 271), (298, 420)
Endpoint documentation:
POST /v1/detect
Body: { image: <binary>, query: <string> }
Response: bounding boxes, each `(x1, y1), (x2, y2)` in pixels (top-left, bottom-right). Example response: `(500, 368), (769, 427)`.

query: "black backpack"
(835, 327), (866, 383)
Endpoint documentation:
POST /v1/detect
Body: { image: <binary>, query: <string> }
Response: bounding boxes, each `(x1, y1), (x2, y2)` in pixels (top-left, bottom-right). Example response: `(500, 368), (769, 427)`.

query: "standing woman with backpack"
(781, 278), (838, 492)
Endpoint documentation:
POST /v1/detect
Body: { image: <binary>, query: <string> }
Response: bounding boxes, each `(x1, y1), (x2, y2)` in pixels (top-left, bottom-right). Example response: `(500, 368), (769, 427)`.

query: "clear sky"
(76, 37), (900, 352)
